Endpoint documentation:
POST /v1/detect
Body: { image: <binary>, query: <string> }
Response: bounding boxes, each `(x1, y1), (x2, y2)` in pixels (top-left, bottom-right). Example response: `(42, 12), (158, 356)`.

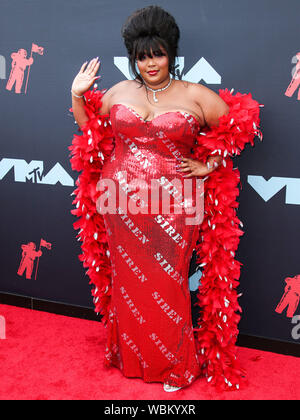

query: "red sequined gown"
(69, 87), (263, 392)
(100, 103), (203, 388)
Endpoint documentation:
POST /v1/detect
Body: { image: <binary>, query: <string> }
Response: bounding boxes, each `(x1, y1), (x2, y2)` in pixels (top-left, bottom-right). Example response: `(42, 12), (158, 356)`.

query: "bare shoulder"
(99, 80), (133, 114)
(185, 81), (230, 127)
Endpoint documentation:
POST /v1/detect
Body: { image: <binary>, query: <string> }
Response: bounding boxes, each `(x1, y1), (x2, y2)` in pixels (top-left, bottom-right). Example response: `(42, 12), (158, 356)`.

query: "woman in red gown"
(70, 6), (263, 392)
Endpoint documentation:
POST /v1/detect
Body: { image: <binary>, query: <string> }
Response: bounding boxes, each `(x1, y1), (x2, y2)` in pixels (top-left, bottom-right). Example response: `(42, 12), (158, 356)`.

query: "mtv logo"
(0, 55), (5, 79)
(189, 269), (202, 291)
(0, 158), (74, 186)
(248, 175), (300, 205)
(114, 56), (221, 84)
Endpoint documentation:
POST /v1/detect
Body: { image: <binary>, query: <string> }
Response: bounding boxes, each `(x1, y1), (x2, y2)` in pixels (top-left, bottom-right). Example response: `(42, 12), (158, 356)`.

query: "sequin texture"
(100, 104), (203, 388)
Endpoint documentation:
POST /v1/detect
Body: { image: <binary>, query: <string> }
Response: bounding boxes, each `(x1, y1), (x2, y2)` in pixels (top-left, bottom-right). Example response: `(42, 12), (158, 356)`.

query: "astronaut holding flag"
(6, 48), (33, 94)
(6, 42), (44, 94)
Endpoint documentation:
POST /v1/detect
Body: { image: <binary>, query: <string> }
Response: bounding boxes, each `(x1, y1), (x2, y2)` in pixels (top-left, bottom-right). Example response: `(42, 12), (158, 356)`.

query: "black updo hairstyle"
(121, 5), (180, 85)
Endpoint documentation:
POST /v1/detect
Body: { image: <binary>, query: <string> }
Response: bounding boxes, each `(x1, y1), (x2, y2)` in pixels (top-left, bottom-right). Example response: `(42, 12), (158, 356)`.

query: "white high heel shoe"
(163, 383), (182, 392)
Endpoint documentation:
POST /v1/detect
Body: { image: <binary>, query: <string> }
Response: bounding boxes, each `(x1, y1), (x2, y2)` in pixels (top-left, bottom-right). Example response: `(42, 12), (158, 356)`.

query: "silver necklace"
(144, 76), (172, 103)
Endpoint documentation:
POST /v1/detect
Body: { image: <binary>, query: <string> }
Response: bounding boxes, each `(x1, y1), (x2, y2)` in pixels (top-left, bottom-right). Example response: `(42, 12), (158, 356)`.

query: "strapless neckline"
(110, 103), (201, 128)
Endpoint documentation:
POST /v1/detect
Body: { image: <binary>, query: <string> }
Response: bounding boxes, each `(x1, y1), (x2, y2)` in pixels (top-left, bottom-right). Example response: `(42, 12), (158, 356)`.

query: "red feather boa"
(69, 86), (263, 392)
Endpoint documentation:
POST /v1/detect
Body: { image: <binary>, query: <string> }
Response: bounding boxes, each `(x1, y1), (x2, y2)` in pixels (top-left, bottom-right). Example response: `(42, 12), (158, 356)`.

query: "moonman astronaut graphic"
(275, 275), (300, 318)
(6, 49), (34, 94)
(17, 242), (42, 280)
(285, 52), (300, 100)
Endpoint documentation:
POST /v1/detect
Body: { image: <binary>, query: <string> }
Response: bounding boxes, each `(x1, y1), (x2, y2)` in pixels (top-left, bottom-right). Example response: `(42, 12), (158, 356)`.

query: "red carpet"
(0, 304), (299, 400)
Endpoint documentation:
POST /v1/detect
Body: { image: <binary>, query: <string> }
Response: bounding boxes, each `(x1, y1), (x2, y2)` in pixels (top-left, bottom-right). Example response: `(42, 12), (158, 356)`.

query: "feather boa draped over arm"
(68, 85), (263, 392)
(191, 88), (263, 391)
(68, 87), (115, 324)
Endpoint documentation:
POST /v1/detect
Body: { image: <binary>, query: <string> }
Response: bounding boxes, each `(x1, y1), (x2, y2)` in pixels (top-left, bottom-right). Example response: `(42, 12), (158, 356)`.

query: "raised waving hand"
(71, 57), (101, 96)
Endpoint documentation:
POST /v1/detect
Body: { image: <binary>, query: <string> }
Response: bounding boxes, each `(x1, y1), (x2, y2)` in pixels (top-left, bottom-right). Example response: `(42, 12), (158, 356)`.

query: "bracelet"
(71, 89), (84, 98)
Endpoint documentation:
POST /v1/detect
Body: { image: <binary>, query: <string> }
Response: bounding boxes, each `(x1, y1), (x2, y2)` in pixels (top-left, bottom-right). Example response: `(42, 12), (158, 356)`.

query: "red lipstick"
(148, 70), (158, 76)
